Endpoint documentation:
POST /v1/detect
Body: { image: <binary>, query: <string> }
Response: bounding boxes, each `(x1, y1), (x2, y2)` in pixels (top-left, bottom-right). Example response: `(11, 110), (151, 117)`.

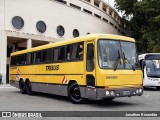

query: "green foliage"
(115, 0), (160, 53)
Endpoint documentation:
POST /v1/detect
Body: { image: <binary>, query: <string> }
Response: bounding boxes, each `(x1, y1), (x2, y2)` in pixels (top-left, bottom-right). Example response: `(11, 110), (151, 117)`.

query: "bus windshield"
(98, 40), (139, 69)
(146, 60), (160, 77)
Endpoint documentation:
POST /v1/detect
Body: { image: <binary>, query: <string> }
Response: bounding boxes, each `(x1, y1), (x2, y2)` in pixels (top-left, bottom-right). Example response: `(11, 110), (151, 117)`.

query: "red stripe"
(62, 76), (67, 84)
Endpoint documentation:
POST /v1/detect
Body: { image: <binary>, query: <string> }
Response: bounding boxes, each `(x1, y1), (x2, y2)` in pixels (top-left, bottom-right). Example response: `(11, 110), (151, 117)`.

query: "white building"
(0, 0), (129, 83)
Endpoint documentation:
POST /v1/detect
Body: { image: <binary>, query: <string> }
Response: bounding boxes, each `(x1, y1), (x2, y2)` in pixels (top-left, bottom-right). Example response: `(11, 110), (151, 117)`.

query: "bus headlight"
(110, 91), (115, 96)
(136, 89), (139, 94)
(106, 91), (110, 96)
(139, 88), (142, 93)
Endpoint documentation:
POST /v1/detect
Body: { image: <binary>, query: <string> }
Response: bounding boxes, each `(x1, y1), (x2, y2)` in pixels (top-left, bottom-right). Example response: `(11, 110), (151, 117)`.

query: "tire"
(26, 80), (33, 95)
(156, 86), (160, 90)
(19, 80), (27, 94)
(68, 82), (84, 104)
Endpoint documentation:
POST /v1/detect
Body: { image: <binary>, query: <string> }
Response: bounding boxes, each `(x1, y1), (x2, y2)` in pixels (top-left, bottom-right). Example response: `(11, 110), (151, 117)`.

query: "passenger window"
(11, 56), (17, 66)
(31, 53), (35, 64)
(66, 45), (73, 61)
(58, 47), (65, 61)
(54, 48), (59, 62)
(27, 53), (31, 64)
(71, 43), (79, 60)
(42, 48), (53, 62)
(35, 51), (42, 63)
(77, 43), (83, 59)
(22, 54), (27, 64)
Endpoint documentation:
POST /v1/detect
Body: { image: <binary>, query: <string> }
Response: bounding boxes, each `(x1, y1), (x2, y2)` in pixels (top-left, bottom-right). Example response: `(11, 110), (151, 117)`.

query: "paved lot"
(0, 84), (160, 111)
(0, 84), (160, 119)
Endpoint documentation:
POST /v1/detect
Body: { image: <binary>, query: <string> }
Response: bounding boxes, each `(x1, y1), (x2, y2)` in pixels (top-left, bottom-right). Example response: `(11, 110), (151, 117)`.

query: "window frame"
(10, 42), (84, 67)
(97, 39), (140, 70)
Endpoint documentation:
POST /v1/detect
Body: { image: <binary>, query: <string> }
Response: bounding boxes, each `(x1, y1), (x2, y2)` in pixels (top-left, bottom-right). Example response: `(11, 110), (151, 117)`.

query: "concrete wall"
(0, 0), (5, 30)
(4, 0), (126, 39)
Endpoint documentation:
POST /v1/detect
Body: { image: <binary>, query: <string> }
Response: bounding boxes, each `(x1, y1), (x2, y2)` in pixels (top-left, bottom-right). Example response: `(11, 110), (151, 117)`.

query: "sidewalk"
(0, 84), (14, 88)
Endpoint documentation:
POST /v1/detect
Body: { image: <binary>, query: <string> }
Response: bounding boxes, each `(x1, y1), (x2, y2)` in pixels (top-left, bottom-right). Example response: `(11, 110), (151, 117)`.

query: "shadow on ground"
(11, 90), (140, 108)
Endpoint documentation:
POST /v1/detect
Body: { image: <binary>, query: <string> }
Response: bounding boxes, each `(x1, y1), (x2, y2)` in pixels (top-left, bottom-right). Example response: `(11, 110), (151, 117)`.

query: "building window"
(109, 22), (114, 26)
(36, 21), (46, 33)
(70, 3), (81, 10)
(73, 29), (79, 38)
(12, 16), (24, 29)
(54, 0), (66, 4)
(57, 25), (65, 37)
(83, 9), (92, 15)
(103, 18), (108, 23)
(85, 0), (90, 2)
(94, 14), (101, 19)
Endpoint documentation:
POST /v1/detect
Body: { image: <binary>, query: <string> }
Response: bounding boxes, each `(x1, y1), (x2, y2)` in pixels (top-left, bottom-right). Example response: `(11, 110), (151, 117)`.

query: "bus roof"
(11, 34), (135, 56)
(139, 53), (160, 60)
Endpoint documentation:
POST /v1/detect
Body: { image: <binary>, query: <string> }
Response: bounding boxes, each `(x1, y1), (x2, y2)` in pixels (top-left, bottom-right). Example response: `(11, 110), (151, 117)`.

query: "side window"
(35, 51), (42, 63)
(31, 52), (35, 64)
(66, 45), (73, 61)
(27, 53), (31, 64)
(11, 56), (17, 66)
(42, 50), (47, 62)
(54, 48), (59, 62)
(71, 43), (79, 60)
(42, 48), (53, 62)
(17, 55), (22, 65)
(64, 42), (84, 61)
(21, 54), (27, 65)
(58, 47), (65, 61)
(77, 43), (83, 59)
(86, 43), (94, 72)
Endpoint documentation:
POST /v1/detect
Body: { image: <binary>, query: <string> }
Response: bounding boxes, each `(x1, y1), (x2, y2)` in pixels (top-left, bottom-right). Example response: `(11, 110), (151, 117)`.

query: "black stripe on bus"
(10, 80), (105, 88)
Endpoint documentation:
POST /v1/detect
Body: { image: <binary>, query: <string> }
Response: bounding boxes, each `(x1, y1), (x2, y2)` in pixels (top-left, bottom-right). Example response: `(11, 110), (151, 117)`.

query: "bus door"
(85, 41), (97, 99)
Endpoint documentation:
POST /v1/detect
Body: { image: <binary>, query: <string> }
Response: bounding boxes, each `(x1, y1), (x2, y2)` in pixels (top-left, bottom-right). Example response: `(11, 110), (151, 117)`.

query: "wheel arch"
(68, 80), (78, 89)
(25, 78), (30, 84)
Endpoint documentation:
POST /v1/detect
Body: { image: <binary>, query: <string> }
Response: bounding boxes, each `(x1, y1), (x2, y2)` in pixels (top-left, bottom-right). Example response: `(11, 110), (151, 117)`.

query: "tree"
(115, 0), (160, 53)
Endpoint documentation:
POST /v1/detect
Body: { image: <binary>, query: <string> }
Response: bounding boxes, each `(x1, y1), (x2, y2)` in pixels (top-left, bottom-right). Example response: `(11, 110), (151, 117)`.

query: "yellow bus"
(9, 34), (143, 103)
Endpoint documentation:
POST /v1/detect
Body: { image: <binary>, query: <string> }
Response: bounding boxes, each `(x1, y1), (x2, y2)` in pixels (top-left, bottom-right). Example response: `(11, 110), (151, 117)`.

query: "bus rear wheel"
(68, 82), (84, 104)
(19, 80), (27, 94)
(26, 80), (33, 95)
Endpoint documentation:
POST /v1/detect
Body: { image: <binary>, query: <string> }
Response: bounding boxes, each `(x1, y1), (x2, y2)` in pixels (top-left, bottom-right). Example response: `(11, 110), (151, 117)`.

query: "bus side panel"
(9, 61), (86, 97)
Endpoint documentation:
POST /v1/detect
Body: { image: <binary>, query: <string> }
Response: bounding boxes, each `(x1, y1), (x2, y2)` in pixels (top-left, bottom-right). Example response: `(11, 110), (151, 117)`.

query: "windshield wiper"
(114, 50), (121, 71)
(123, 52), (135, 71)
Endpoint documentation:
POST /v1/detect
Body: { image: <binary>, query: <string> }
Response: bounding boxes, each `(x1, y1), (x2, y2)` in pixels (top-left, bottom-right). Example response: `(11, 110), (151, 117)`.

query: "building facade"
(0, 0), (129, 83)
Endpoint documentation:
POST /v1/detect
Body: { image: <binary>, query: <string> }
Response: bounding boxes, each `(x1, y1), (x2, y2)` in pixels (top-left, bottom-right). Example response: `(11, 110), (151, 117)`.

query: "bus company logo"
(62, 76), (68, 84)
(2, 112), (11, 117)
(16, 68), (21, 81)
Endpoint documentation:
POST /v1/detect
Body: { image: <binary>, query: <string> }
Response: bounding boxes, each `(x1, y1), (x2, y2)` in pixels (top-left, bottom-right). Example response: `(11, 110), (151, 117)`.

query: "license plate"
(123, 91), (130, 95)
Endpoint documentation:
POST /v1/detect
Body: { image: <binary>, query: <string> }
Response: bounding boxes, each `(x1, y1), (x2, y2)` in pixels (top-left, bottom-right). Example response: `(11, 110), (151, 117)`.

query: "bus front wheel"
(68, 82), (84, 104)
(19, 80), (27, 94)
(26, 80), (33, 95)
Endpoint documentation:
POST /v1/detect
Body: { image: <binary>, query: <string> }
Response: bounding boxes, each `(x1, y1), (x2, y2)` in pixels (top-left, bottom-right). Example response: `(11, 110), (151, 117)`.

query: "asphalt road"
(0, 84), (160, 119)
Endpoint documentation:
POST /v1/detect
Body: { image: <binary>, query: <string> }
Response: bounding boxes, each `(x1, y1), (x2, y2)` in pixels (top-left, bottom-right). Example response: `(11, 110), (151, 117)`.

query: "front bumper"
(96, 87), (143, 100)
